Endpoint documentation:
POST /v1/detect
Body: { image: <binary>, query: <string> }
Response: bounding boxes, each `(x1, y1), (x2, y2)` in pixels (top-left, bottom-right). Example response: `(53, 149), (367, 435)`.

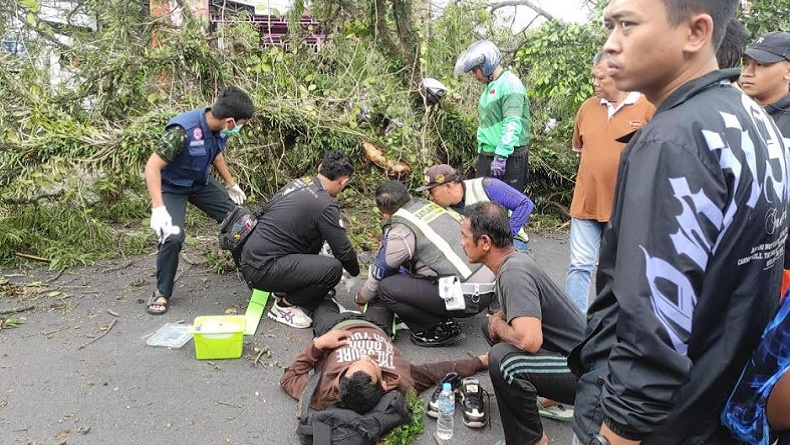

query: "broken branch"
(0, 304), (36, 315)
(77, 317), (118, 350)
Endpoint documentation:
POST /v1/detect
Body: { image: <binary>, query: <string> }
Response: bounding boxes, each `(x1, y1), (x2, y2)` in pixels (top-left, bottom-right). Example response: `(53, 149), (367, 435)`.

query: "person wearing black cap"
(740, 31), (790, 137)
(741, 31), (790, 280)
(417, 164), (534, 251)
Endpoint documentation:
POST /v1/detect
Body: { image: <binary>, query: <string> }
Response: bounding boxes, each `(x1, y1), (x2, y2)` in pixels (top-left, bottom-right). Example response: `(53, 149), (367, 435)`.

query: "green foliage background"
(0, 0), (785, 270)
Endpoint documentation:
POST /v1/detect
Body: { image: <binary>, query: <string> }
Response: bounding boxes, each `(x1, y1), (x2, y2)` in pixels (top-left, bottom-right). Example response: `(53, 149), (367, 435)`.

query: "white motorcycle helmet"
(420, 77), (447, 105)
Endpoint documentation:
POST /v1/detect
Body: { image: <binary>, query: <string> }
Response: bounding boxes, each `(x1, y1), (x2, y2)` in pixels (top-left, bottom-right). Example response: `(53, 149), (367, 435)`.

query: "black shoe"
(459, 377), (488, 428)
(426, 372), (461, 418)
(410, 319), (464, 348)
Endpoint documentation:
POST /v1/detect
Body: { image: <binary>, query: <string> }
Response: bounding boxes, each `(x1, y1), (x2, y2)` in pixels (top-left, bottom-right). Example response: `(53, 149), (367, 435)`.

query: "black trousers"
(247, 254), (342, 312)
(488, 342), (578, 445)
(475, 146), (529, 193)
(312, 298), (393, 338)
(377, 274), (493, 332)
(157, 177), (234, 297)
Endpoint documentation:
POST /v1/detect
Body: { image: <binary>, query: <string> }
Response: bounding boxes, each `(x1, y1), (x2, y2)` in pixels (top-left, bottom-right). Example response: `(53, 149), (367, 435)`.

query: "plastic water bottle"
(436, 382), (455, 440)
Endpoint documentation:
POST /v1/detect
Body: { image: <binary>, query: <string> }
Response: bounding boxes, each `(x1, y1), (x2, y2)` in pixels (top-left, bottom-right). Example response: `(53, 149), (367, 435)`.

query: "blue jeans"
(565, 218), (606, 312)
(513, 238), (530, 252)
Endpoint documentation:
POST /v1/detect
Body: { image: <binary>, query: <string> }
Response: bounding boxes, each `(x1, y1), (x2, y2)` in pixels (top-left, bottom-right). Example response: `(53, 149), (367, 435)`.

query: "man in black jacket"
(740, 32), (790, 275)
(239, 151), (360, 329)
(571, 1), (789, 445)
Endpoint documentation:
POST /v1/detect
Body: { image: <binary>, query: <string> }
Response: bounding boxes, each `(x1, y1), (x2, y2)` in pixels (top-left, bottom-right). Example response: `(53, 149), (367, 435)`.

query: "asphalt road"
(1, 232), (577, 445)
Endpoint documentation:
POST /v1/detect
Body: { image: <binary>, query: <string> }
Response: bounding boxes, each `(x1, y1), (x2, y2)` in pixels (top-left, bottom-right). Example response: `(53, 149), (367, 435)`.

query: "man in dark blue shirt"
(144, 85), (254, 315)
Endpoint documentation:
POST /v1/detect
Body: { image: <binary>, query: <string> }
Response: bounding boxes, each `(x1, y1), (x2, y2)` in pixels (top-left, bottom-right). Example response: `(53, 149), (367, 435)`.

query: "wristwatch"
(589, 435), (611, 445)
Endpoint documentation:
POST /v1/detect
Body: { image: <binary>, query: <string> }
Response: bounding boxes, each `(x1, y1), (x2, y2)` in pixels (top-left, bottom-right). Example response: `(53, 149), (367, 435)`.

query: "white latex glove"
(227, 184), (246, 205)
(150, 206), (179, 243)
(159, 225), (181, 244)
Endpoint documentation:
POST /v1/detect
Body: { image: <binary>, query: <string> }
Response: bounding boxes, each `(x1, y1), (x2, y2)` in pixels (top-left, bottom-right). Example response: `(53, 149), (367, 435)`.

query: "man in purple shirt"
(417, 164), (534, 251)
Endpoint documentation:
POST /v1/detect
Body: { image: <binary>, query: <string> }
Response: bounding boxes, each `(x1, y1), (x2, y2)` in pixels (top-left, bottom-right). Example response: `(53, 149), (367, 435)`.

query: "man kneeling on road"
(354, 180), (496, 347)
(462, 201), (585, 445)
(239, 151), (360, 329)
(280, 298), (487, 416)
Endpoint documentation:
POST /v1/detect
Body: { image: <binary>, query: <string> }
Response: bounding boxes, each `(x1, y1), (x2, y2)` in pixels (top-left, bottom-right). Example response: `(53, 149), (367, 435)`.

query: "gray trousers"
(156, 177), (234, 297)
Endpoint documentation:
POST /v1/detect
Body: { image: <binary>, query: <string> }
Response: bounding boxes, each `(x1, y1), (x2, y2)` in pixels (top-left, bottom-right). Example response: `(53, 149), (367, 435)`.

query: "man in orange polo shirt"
(565, 52), (655, 312)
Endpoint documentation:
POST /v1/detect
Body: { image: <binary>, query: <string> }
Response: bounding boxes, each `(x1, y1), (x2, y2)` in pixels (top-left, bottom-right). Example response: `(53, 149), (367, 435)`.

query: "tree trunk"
(392, 0), (421, 87)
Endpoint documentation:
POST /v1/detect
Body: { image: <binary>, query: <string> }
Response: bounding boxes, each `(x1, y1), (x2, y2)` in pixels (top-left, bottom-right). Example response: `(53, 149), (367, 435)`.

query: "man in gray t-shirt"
(461, 201), (584, 445)
(496, 252), (585, 355)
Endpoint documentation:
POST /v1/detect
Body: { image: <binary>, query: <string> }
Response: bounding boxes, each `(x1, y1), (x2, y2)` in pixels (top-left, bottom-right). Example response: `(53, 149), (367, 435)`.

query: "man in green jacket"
(455, 40), (531, 192)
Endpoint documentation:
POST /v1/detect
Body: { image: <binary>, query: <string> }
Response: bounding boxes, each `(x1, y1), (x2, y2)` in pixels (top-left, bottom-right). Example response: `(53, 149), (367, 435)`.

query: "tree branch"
(487, 0), (559, 22)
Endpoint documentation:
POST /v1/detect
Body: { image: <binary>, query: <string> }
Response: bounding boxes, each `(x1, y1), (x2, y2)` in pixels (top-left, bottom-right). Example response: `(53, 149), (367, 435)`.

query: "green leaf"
(21, 0), (39, 12)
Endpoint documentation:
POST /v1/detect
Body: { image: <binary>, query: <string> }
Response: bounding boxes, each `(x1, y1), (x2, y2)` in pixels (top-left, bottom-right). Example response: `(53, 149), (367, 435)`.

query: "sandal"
(146, 293), (169, 315)
(537, 398), (574, 422)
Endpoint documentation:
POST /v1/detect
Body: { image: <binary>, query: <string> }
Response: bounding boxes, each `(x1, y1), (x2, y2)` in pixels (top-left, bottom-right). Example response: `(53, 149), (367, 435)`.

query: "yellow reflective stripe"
(393, 207), (473, 278)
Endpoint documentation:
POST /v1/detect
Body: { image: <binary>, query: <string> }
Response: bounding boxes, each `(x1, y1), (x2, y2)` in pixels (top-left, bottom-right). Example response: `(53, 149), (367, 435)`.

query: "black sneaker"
(426, 372), (461, 418)
(459, 377), (487, 428)
(410, 319), (464, 348)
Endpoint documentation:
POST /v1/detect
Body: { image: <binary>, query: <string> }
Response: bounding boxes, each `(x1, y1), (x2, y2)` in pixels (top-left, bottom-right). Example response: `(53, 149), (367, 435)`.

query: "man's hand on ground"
(314, 329), (352, 350)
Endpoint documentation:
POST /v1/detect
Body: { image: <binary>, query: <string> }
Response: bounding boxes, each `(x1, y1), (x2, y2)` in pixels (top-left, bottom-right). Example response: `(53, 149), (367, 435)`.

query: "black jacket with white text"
(570, 69), (789, 444)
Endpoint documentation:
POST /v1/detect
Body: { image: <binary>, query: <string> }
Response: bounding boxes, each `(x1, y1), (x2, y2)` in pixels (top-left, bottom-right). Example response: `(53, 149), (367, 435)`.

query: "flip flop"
(537, 400), (574, 422)
(146, 293), (169, 315)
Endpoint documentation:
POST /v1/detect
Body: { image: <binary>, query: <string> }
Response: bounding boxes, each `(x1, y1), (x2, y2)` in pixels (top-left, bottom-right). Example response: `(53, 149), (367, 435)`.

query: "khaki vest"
(463, 178), (529, 242)
(389, 198), (481, 280)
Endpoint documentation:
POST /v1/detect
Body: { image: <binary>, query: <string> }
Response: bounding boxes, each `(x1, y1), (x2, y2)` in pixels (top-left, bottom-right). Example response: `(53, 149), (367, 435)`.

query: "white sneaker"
(268, 298), (312, 328)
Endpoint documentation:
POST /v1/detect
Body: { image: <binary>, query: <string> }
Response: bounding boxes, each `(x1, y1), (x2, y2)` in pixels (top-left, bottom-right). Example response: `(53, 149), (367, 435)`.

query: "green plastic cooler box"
(193, 315), (245, 360)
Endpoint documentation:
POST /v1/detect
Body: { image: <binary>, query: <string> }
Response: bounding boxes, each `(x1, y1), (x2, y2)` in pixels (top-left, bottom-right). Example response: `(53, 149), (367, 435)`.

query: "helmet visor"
(453, 52), (483, 76)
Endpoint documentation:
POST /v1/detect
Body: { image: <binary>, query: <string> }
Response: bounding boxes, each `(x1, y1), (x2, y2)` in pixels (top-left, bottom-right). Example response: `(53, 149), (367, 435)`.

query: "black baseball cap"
(744, 31), (790, 64)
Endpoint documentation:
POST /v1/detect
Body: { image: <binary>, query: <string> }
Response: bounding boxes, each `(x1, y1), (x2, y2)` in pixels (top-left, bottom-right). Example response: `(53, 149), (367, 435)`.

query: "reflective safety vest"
(389, 198), (481, 280)
(463, 178), (529, 242)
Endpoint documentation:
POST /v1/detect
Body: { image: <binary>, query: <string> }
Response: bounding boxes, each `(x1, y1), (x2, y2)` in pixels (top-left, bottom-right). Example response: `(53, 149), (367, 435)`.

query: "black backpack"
(296, 372), (412, 445)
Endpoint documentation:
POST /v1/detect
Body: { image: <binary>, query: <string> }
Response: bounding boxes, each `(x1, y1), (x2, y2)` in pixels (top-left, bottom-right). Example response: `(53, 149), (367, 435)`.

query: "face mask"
(221, 122), (244, 138)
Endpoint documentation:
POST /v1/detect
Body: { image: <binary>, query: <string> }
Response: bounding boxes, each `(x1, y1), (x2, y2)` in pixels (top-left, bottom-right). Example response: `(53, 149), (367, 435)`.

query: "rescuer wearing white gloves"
(143, 85), (254, 315)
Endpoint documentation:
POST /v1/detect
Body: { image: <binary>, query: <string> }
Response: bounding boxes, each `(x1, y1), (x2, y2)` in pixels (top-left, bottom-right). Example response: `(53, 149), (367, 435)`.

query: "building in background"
(1, 0), (323, 86)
